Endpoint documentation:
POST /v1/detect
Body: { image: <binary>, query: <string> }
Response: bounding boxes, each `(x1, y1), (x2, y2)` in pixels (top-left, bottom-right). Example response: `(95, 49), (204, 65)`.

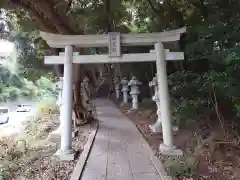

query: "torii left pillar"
(55, 45), (75, 160)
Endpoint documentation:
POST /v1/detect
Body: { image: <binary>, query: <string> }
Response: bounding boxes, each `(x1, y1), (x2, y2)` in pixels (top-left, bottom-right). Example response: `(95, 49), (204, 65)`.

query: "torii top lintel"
(40, 27), (186, 48)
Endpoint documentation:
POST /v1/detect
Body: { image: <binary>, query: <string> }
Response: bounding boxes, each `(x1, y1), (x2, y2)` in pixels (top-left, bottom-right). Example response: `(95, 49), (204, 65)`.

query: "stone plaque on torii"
(108, 32), (121, 57)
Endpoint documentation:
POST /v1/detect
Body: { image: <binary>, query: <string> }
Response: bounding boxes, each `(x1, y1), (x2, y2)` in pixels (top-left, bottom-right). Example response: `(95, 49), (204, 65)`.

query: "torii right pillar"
(155, 42), (183, 156)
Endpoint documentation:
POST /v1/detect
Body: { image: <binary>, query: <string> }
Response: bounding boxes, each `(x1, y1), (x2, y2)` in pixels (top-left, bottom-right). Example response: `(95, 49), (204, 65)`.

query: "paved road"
(0, 98), (37, 138)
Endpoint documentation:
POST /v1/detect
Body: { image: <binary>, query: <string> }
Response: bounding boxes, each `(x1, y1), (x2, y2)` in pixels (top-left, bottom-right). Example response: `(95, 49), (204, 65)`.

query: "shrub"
(36, 99), (59, 115)
(169, 67), (240, 126)
(164, 155), (198, 179)
(0, 70), (57, 102)
(0, 64), (58, 103)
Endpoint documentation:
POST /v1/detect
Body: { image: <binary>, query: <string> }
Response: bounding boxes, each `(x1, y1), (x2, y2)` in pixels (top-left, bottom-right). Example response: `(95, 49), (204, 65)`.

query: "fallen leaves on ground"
(0, 113), (90, 180)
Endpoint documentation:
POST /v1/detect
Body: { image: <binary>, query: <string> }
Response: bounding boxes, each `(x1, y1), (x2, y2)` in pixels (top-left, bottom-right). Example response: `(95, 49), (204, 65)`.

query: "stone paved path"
(81, 99), (163, 180)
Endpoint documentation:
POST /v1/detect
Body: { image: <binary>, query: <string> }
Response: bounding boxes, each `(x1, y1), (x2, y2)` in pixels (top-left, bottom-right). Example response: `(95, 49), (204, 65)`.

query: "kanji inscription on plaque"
(108, 32), (121, 57)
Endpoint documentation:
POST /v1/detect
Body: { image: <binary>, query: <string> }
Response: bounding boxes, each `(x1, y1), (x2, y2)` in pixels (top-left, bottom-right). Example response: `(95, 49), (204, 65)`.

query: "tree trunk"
(8, 0), (94, 126)
(72, 48), (92, 126)
(72, 82), (89, 126)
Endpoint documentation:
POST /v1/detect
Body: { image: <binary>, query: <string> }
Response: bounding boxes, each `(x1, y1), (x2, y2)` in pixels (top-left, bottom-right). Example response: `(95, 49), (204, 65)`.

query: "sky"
(0, 40), (14, 56)
(0, 10), (13, 55)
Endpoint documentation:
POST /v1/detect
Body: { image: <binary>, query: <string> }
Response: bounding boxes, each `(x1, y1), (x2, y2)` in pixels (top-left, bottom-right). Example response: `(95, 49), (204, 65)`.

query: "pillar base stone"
(54, 149), (75, 161)
(159, 144), (183, 156)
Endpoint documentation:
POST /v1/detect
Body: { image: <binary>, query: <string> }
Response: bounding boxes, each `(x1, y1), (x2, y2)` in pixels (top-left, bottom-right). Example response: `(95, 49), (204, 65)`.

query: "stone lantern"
(121, 77), (129, 104)
(113, 76), (121, 99)
(149, 75), (162, 133)
(149, 74), (179, 133)
(128, 76), (142, 110)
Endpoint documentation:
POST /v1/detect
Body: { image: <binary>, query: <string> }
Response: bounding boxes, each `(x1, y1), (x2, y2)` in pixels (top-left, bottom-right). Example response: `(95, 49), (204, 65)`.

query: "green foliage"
(35, 76), (57, 99)
(0, 65), (56, 102)
(164, 155), (198, 179)
(0, 27), (56, 102)
(170, 62), (240, 125)
(235, 104), (240, 112)
(0, 9), (49, 81)
(36, 76), (54, 90)
(224, 45), (240, 65)
(0, 67), (21, 101)
(13, 31), (47, 79)
(36, 99), (59, 115)
(72, 0), (132, 33)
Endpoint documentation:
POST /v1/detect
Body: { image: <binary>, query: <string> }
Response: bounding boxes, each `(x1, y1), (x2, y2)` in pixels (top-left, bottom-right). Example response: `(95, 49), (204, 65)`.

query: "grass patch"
(163, 154), (198, 179)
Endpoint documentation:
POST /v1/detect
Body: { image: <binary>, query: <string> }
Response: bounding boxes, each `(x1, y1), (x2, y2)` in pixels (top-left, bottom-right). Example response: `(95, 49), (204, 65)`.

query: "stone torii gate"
(40, 27), (186, 159)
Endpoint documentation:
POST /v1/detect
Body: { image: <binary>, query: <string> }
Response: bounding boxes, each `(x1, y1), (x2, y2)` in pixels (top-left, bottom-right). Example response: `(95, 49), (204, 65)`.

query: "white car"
(16, 105), (31, 112)
(0, 108), (9, 124)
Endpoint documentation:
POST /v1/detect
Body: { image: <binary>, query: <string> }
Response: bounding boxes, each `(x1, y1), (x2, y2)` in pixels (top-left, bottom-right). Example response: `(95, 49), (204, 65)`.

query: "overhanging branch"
(28, 0), (71, 34)
(146, 0), (161, 15)
(188, 0), (208, 19)
(8, 0), (57, 33)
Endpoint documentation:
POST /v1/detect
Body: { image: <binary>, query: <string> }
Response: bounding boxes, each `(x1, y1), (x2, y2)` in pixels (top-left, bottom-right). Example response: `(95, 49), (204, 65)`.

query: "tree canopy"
(0, 0), (239, 65)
